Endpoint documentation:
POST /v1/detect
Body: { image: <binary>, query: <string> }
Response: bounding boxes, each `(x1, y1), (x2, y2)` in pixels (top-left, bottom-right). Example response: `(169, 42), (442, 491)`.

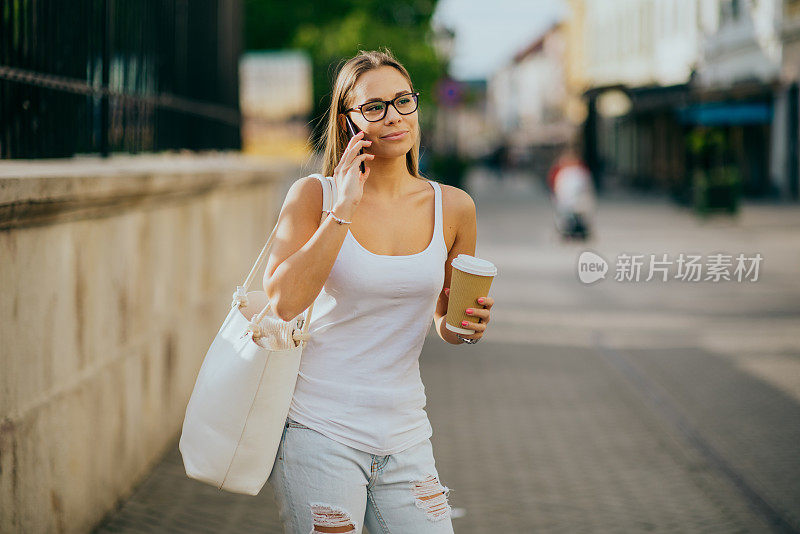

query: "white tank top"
(287, 175), (447, 455)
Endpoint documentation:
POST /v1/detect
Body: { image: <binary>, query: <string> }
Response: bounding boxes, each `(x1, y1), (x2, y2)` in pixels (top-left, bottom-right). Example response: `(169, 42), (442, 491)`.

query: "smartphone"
(345, 115), (366, 174)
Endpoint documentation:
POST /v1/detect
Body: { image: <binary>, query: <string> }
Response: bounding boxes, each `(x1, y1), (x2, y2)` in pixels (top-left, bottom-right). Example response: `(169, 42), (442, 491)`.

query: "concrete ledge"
(0, 152), (302, 533)
(0, 152), (299, 230)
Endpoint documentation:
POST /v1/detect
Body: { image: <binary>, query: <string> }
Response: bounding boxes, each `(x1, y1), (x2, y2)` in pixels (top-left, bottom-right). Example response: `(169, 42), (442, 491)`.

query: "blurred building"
(579, 0), (718, 195)
(239, 50), (313, 162)
(583, 0), (713, 88)
(428, 23), (496, 186)
(427, 76), (494, 187)
(577, 0), (799, 201)
(688, 0), (787, 199)
(438, 79), (494, 157)
(781, 0), (800, 200)
(562, 0), (590, 130)
(488, 22), (576, 176)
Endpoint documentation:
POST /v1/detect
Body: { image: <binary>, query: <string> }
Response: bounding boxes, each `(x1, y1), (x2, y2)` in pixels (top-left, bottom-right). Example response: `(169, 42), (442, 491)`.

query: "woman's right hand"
(332, 130), (374, 216)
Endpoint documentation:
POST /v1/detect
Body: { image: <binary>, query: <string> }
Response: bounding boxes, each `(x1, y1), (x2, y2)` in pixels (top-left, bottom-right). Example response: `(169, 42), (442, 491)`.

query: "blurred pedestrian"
(547, 148), (595, 240)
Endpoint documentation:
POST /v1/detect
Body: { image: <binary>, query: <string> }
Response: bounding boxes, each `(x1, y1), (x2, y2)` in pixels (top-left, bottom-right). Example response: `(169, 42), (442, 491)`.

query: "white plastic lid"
(451, 254), (497, 276)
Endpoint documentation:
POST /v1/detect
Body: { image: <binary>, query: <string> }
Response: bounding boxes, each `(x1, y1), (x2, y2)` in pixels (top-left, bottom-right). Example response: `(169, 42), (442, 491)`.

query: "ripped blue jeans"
(267, 417), (455, 534)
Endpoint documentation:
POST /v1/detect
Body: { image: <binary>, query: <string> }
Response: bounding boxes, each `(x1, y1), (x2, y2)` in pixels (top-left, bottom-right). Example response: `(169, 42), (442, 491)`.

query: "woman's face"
(342, 66), (418, 159)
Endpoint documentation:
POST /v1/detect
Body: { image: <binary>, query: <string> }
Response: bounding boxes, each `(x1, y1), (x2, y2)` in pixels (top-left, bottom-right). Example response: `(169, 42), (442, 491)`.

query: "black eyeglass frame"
(344, 92), (420, 122)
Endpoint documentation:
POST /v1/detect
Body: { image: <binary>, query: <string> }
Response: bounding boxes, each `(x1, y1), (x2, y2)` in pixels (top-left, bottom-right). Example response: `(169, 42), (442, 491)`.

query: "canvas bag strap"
(235, 174), (332, 337)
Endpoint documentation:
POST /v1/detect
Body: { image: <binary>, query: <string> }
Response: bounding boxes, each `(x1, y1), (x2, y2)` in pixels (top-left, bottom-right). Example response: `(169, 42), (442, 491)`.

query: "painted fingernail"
(462, 321), (468, 326)
(466, 308), (473, 314)
(478, 298), (484, 304)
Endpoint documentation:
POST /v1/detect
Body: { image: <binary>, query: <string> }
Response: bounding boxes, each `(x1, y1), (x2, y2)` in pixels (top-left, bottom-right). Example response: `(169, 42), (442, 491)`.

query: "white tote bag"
(179, 173), (336, 496)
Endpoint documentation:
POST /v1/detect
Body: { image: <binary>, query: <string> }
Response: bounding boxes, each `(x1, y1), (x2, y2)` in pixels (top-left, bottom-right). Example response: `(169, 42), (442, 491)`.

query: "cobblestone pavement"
(94, 168), (800, 533)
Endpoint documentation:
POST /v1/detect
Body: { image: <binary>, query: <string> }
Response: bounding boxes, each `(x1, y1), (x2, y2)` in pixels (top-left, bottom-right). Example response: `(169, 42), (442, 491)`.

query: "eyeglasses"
(345, 92), (420, 122)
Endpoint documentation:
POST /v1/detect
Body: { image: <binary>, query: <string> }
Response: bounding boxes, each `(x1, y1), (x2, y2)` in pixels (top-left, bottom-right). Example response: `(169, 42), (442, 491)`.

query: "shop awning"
(677, 101), (772, 126)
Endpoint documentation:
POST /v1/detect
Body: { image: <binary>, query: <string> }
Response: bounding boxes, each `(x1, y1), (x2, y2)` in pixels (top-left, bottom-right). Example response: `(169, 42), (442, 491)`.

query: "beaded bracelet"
(457, 334), (480, 344)
(324, 209), (352, 225)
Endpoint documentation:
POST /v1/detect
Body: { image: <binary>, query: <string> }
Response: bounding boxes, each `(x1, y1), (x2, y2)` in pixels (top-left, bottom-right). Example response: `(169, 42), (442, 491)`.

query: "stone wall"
(0, 154), (301, 533)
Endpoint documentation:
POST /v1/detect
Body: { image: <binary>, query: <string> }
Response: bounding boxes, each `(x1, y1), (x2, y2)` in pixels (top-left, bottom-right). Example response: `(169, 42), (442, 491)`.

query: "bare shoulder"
(263, 175), (324, 280)
(437, 182), (476, 249)
(286, 175), (324, 215)
(439, 182), (476, 224)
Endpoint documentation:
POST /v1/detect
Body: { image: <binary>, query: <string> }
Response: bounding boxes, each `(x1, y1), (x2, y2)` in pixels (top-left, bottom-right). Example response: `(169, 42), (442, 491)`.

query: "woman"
(263, 49), (494, 534)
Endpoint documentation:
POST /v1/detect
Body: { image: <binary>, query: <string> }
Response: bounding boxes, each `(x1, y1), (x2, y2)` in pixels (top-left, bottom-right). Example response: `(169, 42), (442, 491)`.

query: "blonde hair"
(316, 48), (425, 179)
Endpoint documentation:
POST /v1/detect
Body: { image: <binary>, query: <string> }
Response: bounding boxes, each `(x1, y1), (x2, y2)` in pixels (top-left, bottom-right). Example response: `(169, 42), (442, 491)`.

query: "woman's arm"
(262, 176), (353, 321)
(433, 185), (477, 344)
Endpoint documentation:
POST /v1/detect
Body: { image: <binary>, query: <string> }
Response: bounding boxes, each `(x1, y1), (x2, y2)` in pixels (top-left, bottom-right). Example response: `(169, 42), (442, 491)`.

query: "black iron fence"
(0, 0), (242, 159)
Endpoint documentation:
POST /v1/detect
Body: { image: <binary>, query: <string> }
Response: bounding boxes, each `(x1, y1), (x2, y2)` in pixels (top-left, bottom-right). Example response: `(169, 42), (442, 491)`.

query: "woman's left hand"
(444, 288), (493, 342)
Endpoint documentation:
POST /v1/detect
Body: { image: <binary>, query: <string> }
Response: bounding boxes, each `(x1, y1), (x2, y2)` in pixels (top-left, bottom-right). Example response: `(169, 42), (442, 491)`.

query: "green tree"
(244, 0), (445, 145)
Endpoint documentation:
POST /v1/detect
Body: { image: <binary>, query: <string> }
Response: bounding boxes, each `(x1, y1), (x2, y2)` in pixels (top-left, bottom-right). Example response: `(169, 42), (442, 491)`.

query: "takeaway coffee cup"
(446, 254), (497, 335)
